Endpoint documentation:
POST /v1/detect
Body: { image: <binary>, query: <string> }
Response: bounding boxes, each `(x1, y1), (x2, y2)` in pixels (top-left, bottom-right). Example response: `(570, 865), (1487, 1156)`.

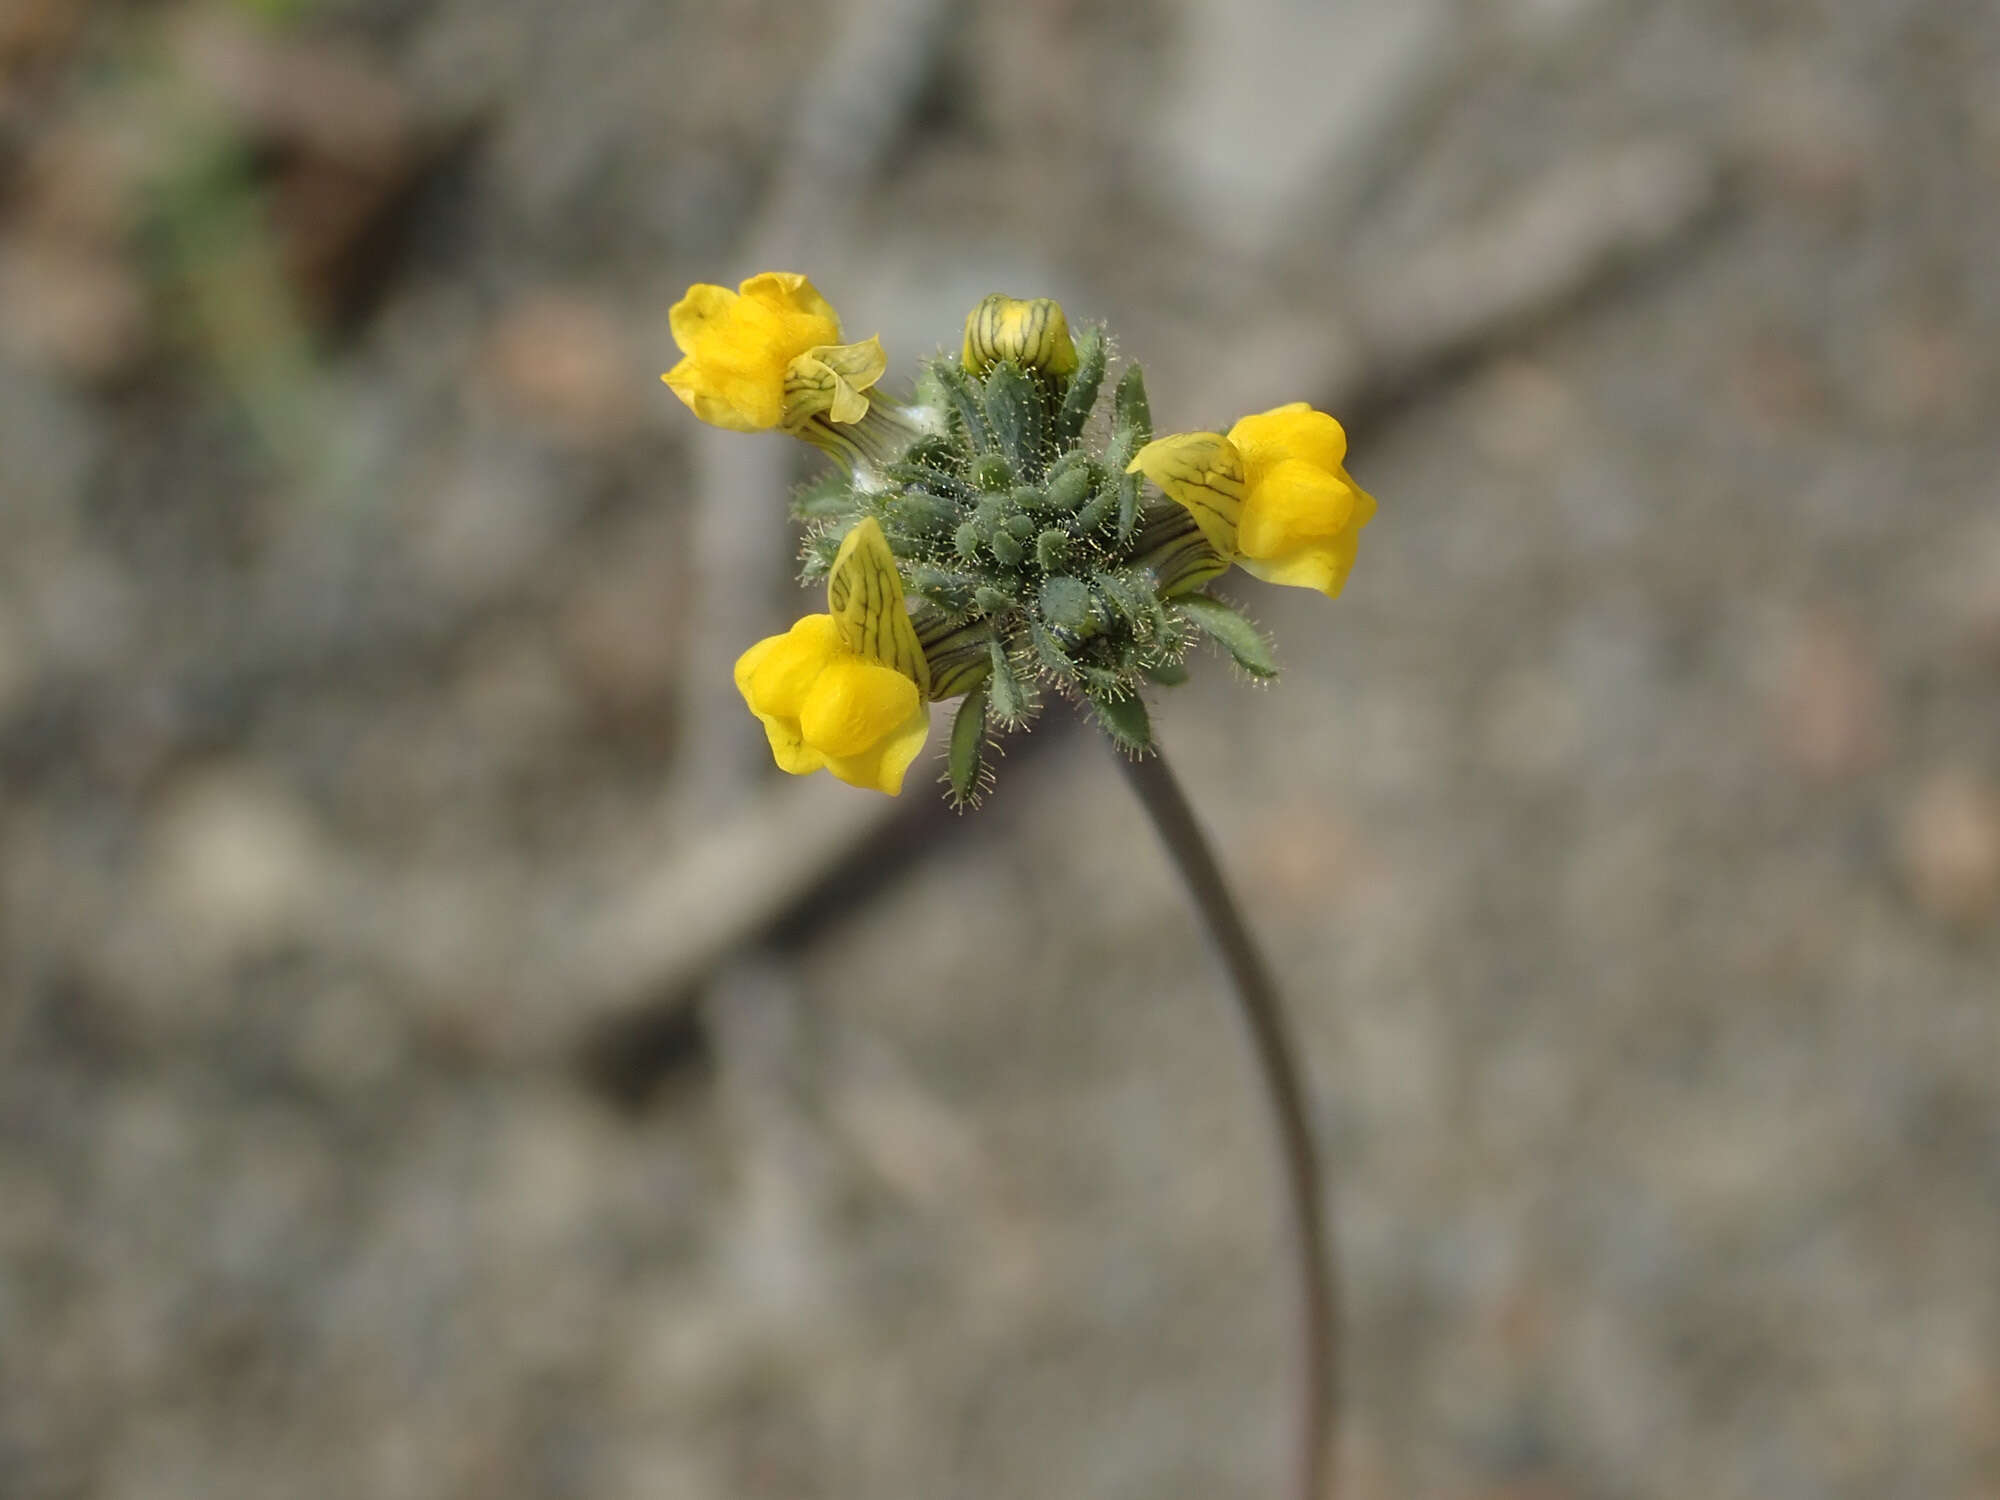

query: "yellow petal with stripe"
(962, 294), (1078, 378)
(781, 336), (887, 428)
(826, 518), (931, 696)
(1126, 432), (1245, 555)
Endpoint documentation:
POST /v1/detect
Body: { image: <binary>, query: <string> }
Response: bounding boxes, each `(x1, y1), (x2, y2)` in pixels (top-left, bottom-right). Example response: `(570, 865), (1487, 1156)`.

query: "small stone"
(1897, 768), (2000, 928)
(1771, 613), (1886, 781)
(1860, 316), (1978, 431)
(147, 767), (337, 967)
(0, 241), (151, 384)
(1734, 331), (1826, 432)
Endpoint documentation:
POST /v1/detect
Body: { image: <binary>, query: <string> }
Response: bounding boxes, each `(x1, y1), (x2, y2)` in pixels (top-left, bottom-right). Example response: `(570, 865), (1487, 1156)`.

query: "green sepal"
(946, 685), (991, 808)
(792, 470), (852, 521)
(981, 362), (1044, 476)
(883, 455), (970, 501)
(1075, 485), (1116, 536)
(1027, 618), (1076, 682)
(799, 524), (847, 582)
(933, 359), (991, 451)
(985, 637), (1034, 726)
(1037, 575), (1099, 641)
(1096, 569), (1167, 643)
(1179, 595), (1279, 678)
(971, 453), (1015, 492)
(1144, 661), (1190, 686)
(1052, 324), (1107, 450)
(1044, 457), (1094, 513)
(1112, 362), (1152, 446)
(1092, 690), (1154, 752)
(881, 488), (959, 539)
(1116, 467), (1142, 542)
(1134, 504), (1230, 597)
(910, 564), (978, 616)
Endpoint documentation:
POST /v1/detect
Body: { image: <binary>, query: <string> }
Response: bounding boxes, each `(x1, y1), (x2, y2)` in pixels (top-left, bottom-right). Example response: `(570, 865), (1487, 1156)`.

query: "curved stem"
(1111, 742), (1338, 1500)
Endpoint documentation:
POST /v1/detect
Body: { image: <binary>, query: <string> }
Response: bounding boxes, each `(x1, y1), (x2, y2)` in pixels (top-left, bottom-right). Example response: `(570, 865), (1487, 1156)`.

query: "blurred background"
(3, 0), (1998, 1496)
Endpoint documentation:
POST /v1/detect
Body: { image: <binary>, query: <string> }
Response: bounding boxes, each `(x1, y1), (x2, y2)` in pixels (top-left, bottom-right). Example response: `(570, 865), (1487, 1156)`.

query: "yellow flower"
(663, 271), (886, 432)
(1127, 403), (1377, 598)
(962, 293), (1078, 379)
(734, 518), (934, 795)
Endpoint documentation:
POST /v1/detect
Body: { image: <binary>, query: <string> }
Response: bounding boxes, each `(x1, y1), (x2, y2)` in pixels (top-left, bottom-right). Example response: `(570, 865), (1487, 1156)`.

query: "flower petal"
(799, 657), (922, 760)
(826, 518), (930, 695)
(663, 357), (769, 431)
(1237, 458), (1358, 558)
(1227, 402), (1349, 479)
(823, 697), (932, 796)
(782, 337), (886, 428)
(740, 614), (843, 719)
(738, 272), (841, 342)
(755, 710), (828, 775)
(668, 283), (740, 356)
(1127, 432), (1244, 555)
(1238, 535), (1360, 598)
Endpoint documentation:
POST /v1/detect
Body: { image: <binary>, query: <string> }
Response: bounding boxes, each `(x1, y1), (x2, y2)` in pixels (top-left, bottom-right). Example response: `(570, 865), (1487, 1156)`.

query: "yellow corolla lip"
(732, 519), (933, 795)
(782, 335), (889, 429)
(1130, 403), (1374, 598)
(962, 294), (1079, 378)
(1127, 431), (1245, 556)
(664, 271), (869, 432)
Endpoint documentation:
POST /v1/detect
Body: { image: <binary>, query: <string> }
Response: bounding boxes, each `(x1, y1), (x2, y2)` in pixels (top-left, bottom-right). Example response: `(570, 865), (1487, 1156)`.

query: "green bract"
(791, 321), (1272, 804)
(666, 276), (1375, 805)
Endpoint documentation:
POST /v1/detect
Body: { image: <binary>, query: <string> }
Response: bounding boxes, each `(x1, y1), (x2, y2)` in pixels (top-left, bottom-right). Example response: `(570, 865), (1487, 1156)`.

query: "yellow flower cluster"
(1128, 404), (1376, 599)
(733, 519), (933, 795)
(664, 270), (1381, 798)
(662, 272), (885, 433)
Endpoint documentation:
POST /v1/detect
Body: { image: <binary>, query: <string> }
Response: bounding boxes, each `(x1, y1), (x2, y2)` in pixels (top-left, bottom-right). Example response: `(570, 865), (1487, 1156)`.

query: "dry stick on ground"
(577, 134), (1723, 1029)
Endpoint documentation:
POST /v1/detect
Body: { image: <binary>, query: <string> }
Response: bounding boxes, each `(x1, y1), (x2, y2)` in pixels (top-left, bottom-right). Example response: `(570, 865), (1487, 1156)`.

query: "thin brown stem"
(1111, 742), (1338, 1500)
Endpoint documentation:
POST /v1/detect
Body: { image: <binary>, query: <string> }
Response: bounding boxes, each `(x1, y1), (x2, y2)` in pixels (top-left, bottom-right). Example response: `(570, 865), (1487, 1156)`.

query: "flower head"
(962, 294), (1078, 379)
(734, 518), (933, 795)
(664, 272), (885, 433)
(667, 275), (1380, 803)
(1128, 403), (1376, 597)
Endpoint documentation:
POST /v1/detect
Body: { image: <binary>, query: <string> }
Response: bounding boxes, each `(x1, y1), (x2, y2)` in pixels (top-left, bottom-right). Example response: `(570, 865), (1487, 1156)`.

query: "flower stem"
(1110, 742), (1338, 1500)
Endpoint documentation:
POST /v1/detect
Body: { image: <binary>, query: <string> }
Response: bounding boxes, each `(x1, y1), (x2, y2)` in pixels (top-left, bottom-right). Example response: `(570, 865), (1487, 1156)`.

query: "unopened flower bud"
(961, 294), (1079, 379)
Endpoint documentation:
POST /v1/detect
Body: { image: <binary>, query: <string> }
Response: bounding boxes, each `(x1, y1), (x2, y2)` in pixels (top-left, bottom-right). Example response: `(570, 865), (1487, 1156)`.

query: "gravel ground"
(3, 2), (1997, 1498)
